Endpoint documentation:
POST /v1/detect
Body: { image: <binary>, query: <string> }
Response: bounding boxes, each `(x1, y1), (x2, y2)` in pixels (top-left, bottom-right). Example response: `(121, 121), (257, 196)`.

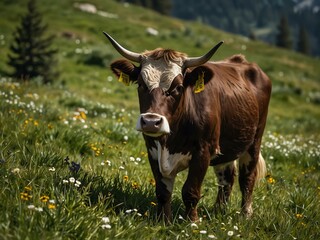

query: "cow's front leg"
(182, 150), (210, 221)
(155, 176), (175, 223)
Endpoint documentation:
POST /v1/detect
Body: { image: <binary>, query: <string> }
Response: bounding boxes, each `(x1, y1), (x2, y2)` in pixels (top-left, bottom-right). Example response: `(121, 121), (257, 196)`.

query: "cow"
(104, 32), (272, 222)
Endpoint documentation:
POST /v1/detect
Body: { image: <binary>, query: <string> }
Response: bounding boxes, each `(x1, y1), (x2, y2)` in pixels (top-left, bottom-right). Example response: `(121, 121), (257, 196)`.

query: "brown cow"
(104, 32), (271, 222)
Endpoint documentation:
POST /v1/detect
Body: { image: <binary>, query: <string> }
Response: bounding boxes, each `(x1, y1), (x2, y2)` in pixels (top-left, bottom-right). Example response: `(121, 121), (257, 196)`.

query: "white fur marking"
(161, 177), (175, 193)
(155, 142), (191, 178)
(140, 57), (183, 91)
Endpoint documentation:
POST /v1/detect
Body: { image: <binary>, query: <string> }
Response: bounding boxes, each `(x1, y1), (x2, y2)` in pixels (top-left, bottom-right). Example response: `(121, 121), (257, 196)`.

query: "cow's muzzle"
(136, 113), (170, 137)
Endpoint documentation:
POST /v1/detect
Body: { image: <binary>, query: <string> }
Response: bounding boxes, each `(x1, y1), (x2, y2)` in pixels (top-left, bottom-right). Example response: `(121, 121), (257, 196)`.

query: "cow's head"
(104, 32), (223, 138)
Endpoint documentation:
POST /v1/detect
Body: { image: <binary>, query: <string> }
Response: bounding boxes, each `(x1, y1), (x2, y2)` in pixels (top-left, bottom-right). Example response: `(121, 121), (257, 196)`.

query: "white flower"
(178, 215), (184, 220)
(129, 156), (135, 161)
(49, 199), (55, 204)
(234, 225), (239, 231)
(119, 166), (125, 170)
(102, 217), (110, 223)
(49, 167), (55, 172)
(35, 207), (43, 212)
(101, 224), (111, 229)
(136, 157), (141, 162)
(69, 177), (75, 183)
(75, 180), (81, 185)
(63, 180), (69, 184)
(100, 162), (105, 166)
(106, 160), (111, 166)
(28, 204), (35, 210)
(190, 223), (198, 228)
(227, 231), (234, 236)
(123, 135), (128, 141)
(11, 168), (20, 174)
(200, 230), (207, 234)
(208, 234), (217, 239)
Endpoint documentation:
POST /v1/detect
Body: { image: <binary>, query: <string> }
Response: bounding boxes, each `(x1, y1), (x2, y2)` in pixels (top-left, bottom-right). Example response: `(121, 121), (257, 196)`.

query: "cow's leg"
(147, 147), (174, 223)
(238, 148), (266, 217)
(213, 161), (236, 211)
(182, 149), (210, 221)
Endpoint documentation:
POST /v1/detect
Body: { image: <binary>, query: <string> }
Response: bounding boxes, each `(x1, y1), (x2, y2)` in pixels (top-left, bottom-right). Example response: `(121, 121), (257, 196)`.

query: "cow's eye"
(170, 84), (184, 96)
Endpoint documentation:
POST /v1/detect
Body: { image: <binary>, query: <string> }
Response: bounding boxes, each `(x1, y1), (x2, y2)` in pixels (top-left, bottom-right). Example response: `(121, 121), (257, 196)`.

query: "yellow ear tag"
(194, 71), (205, 93)
(118, 72), (130, 86)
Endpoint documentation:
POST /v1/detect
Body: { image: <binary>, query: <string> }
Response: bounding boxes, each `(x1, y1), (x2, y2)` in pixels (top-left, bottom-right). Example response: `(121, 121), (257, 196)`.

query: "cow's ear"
(110, 59), (141, 83)
(183, 65), (213, 88)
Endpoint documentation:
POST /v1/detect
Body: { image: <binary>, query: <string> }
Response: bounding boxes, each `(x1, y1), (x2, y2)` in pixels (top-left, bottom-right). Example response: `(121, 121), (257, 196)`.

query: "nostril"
(155, 118), (162, 127)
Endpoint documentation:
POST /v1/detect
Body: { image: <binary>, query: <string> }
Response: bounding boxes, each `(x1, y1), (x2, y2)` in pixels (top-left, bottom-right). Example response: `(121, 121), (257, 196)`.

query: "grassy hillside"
(0, 0), (319, 239)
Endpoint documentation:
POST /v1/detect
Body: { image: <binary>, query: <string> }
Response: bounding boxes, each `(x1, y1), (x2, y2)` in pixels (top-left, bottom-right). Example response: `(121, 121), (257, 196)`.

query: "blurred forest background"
(121, 0), (320, 56)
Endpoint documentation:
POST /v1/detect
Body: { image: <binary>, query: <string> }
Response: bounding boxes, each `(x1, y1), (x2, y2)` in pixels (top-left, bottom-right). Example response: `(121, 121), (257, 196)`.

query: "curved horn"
(183, 41), (224, 69)
(103, 32), (141, 63)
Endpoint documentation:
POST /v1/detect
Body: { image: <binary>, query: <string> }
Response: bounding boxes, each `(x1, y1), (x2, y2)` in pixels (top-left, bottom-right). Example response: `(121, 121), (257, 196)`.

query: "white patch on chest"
(155, 141), (192, 178)
(140, 57), (183, 91)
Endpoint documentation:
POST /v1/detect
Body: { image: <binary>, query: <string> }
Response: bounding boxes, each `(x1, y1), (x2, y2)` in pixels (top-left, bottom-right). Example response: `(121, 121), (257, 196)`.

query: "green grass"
(1, 0), (320, 239)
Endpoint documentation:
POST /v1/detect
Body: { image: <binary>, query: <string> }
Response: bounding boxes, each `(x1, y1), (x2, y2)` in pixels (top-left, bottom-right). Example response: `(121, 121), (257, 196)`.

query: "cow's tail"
(255, 152), (267, 184)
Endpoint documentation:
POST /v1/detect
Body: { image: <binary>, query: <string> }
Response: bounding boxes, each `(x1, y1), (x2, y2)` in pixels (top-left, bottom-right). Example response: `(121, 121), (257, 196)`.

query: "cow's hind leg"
(239, 150), (266, 217)
(214, 161), (236, 212)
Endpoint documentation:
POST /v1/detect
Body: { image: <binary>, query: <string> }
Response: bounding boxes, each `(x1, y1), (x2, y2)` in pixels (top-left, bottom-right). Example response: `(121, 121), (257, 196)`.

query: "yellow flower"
(149, 178), (156, 186)
(296, 213), (303, 219)
(48, 203), (56, 209)
(131, 182), (139, 189)
(123, 175), (129, 181)
(150, 201), (157, 206)
(24, 186), (32, 191)
(267, 176), (275, 184)
(20, 192), (32, 201)
(40, 195), (49, 203)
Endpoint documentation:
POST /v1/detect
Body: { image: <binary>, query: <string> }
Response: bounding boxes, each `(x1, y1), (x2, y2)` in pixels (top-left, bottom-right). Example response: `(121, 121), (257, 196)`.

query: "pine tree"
(7, 0), (58, 83)
(297, 25), (310, 55)
(275, 15), (292, 49)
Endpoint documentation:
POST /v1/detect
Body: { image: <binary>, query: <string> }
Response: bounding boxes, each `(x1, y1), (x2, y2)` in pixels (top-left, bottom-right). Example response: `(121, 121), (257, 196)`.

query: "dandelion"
(40, 195), (49, 203)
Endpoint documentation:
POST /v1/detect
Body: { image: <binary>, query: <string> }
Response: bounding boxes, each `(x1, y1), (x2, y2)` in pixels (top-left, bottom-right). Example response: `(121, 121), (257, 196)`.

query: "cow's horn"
(183, 41), (224, 69)
(103, 32), (141, 63)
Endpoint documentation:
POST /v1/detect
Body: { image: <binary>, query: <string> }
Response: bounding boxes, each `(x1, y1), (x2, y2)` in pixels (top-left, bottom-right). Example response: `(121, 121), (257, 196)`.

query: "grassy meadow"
(1, 0), (320, 239)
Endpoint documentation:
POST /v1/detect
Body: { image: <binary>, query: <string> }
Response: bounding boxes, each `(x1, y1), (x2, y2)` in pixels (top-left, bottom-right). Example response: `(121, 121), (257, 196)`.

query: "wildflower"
(191, 223), (198, 228)
(119, 166), (125, 170)
(296, 213), (303, 219)
(75, 180), (81, 187)
(123, 175), (129, 181)
(49, 167), (55, 172)
(126, 209), (132, 214)
(28, 204), (35, 210)
(150, 202), (157, 206)
(123, 135), (128, 141)
(20, 192), (32, 201)
(49, 199), (55, 204)
(129, 156), (135, 161)
(234, 225), (239, 231)
(48, 203), (56, 209)
(227, 231), (234, 236)
(101, 224), (111, 229)
(131, 181), (139, 189)
(136, 157), (141, 162)
(11, 168), (20, 174)
(35, 207), (43, 212)
(208, 235), (217, 239)
(200, 230), (207, 234)
(24, 186), (32, 191)
(69, 177), (75, 183)
(102, 217), (110, 223)
(62, 179), (69, 184)
(40, 195), (49, 203)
